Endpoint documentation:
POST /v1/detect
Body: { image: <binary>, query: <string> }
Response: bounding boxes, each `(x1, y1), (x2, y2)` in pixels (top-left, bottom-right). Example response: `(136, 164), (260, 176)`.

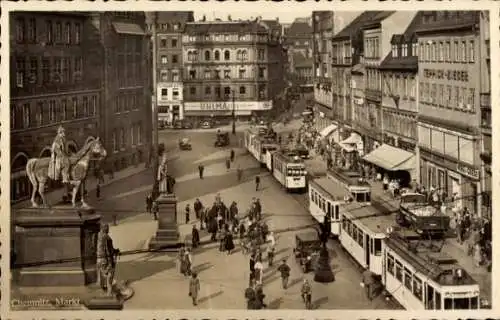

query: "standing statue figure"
(48, 126), (70, 184)
(157, 153), (169, 194)
(26, 127), (108, 208)
(97, 224), (120, 296)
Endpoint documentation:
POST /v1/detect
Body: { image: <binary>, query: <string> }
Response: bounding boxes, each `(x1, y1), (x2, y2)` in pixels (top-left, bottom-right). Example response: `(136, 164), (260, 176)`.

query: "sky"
(194, 11), (305, 24)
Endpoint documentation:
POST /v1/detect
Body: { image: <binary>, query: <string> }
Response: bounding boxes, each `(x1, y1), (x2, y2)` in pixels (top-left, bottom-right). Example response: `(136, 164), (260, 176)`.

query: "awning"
(341, 133), (362, 145)
(112, 22), (146, 35)
(320, 124), (338, 137)
(362, 144), (416, 171)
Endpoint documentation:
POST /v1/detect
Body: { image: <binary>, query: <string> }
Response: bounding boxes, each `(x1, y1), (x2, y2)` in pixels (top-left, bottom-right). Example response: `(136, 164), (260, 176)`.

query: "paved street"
(96, 125), (396, 309)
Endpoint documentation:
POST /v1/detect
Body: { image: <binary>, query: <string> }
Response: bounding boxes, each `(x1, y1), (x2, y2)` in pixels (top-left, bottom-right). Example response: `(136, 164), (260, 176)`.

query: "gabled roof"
(332, 11), (389, 40)
(262, 20), (281, 33)
(286, 20), (312, 37)
(391, 34), (403, 44)
(156, 11), (194, 23)
(184, 21), (268, 35)
(362, 11), (396, 30)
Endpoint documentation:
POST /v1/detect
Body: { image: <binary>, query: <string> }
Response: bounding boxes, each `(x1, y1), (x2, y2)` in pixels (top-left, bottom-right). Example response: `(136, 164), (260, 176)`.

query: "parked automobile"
(179, 137), (192, 150)
(201, 121), (213, 129)
(292, 231), (321, 273)
(214, 132), (230, 147)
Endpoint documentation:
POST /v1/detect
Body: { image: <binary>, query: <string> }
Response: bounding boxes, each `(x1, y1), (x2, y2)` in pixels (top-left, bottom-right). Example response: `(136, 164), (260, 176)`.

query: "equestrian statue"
(25, 126), (108, 208)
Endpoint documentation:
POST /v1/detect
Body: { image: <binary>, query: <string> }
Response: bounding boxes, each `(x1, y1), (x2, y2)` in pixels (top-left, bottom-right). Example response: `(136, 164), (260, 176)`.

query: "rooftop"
(155, 11), (194, 23)
(343, 201), (397, 235)
(310, 177), (348, 202)
(332, 11), (392, 40)
(285, 19), (312, 37)
(184, 21), (269, 35)
(415, 11), (480, 35)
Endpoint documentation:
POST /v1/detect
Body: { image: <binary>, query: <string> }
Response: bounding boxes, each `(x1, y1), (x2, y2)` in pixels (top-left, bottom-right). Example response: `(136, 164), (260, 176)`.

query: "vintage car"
(179, 137), (192, 151)
(214, 132), (230, 147)
(293, 144), (310, 159)
(173, 120), (193, 130)
(201, 121), (213, 129)
(292, 231), (321, 273)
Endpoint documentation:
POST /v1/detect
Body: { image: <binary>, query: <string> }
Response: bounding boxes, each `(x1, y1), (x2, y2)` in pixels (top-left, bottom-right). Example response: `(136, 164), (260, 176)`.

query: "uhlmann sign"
(184, 101), (272, 111)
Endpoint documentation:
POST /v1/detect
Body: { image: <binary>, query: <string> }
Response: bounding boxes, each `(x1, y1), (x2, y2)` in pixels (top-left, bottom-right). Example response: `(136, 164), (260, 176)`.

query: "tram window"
(334, 205), (339, 220)
(374, 238), (382, 256)
(310, 191), (314, 202)
(435, 291), (441, 309)
(327, 203), (332, 219)
(426, 285), (435, 309)
(444, 298), (453, 310)
(386, 254), (395, 275)
(357, 229), (364, 246)
(347, 221), (352, 237)
(342, 218), (346, 230)
(352, 225), (358, 240)
(403, 267), (412, 290)
(412, 277), (423, 301)
(395, 261), (403, 282)
(470, 297), (478, 309)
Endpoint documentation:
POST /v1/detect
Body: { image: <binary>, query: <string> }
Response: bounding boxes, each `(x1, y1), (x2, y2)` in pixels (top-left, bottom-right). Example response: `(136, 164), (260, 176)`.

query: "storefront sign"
(158, 82), (183, 88)
(457, 163), (479, 180)
(398, 140), (416, 152)
(184, 101), (272, 111)
(423, 69), (469, 82)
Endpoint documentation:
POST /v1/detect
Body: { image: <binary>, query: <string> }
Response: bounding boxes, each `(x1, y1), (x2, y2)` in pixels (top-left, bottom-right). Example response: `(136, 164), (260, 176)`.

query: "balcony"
(480, 93), (491, 109)
(365, 89), (382, 102)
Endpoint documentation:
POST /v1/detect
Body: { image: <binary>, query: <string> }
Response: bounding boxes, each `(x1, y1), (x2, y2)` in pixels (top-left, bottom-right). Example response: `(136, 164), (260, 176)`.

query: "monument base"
(13, 205), (101, 287)
(148, 193), (180, 250)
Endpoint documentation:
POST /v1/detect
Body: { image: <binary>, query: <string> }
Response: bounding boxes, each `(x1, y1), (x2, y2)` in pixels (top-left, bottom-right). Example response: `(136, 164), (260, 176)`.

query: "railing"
(480, 93), (491, 108)
(365, 88), (382, 101)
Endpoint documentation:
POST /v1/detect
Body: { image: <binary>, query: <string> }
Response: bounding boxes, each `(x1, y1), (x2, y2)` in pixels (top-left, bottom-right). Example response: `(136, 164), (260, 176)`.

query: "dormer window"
(402, 44), (408, 57)
(412, 43), (418, 57)
(392, 45), (398, 57)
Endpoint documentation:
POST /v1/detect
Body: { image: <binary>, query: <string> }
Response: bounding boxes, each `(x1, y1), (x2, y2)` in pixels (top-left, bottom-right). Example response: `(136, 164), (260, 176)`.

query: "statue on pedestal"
(157, 153), (169, 194)
(25, 127), (108, 208)
(97, 224), (120, 296)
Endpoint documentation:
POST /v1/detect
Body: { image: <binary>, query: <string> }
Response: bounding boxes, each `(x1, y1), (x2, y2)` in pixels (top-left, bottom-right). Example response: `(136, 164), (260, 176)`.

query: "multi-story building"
(415, 11), (484, 216)
(284, 17), (313, 86)
(370, 13), (424, 185)
(93, 12), (152, 173)
(151, 11), (194, 125)
(478, 11), (491, 217)
(181, 19), (285, 122)
(10, 12), (100, 202)
(290, 52), (313, 84)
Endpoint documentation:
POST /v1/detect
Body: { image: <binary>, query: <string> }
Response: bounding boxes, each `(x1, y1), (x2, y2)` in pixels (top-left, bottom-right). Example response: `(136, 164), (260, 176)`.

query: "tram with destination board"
(308, 177), (343, 236)
(265, 149), (307, 192)
(244, 127), (279, 167)
(383, 231), (480, 310)
(326, 168), (372, 204)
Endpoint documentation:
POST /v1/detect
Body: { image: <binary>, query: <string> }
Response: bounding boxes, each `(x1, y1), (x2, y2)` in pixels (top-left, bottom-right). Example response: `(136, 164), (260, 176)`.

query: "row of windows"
(114, 91), (142, 114)
(185, 67), (266, 80)
(14, 56), (83, 88)
(386, 253), (424, 302)
(15, 18), (81, 45)
(159, 37), (178, 48)
(11, 95), (97, 130)
(382, 112), (417, 139)
(366, 69), (382, 91)
(116, 53), (143, 88)
(156, 22), (181, 32)
(159, 70), (181, 82)
(310, 188), (340, 221)
(342, 218), (365, 248)
(186, 85), (267, 98)
(419, 39), (475, 64)
(364, 37), (380, 59)
(419, 82), (475, 113)
(185, 49), (266, 62)
(418, 126), (475, 165)
(183, 33), (269, 43)
(391, 43), (418, 58)
(383, 75), (417, 100)
(160, 54), (179, 65)
(160, 88), (181, 99)
(111, 123), (143, 152)
(332, 41), (351, 63)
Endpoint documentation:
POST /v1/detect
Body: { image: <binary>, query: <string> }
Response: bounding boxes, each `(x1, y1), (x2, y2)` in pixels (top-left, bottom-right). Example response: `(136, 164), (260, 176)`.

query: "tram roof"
(274, 150), (305, 163)
(310, 178), (347, 201)
(327, 168), (371, 188)
(343, 201), (397, 235)
(385, 232), (478, 286)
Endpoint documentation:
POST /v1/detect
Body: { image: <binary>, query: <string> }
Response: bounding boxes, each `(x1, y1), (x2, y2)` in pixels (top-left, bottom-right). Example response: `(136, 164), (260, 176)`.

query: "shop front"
(314, 102), (333, 133)
(183, 100), (272, 123)
(420, 148), (481, 216)
(335, 132), (364, 169)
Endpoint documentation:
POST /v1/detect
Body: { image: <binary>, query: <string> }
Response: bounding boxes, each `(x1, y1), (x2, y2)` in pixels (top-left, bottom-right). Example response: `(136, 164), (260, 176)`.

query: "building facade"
(93, 12), (152, 174)
(153, 12), (194, 125)
(181, 19), (285, 121)
(416, 11), (483, 216)
(284, 17), (313, 88)
(10, 12), (100, 202)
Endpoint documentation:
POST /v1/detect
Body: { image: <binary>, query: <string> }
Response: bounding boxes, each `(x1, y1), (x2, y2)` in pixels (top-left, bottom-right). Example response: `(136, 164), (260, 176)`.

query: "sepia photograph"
(2, 1), (497, 317)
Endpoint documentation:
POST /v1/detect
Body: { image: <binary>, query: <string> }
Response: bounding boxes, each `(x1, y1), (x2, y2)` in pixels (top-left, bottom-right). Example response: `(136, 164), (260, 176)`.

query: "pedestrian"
(199, 207), (206, 230)
(178, 245), (186, 275)
(267, 245), (275, 267)
(255, 175), (260, 191)
(189, 272), (200, 306)
(146, 194), (152, 214)
(192, 225), (200, 249)
(198, 164), (204, 179)
(225, 230), (235, 255)
(249, 253), (256, 284)
(382, 174), (389, 191)
(277, 259), (290, 289)
(152, 200), (158, 220)
(254, 258), (264, 285)
(230, 149), (235, 162)
(362, 265), (374, 300)
(301, 279), (312, 309)
(255, 198), (262, 220)
(96, 183), (101, 199)
(185, 249), (193, 276)
(255, 284), (267, 308)
(226, 158), (231, 171)
(237, 166), (243, 182)
(245, 279), (256, 305)
(185, 204), (191, 224)
(194, 198), (203, 219)
(473, 242), (482, 267)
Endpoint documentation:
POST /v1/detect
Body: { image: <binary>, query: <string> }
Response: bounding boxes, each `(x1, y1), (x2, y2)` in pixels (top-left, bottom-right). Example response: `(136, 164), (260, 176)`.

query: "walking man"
(185, 204), (191, 224)
(146, 194), (152, 214)
(194, 198), (203, 219)
(152, 200), (158, 220)
(198, 164), (204, 179)
(255, 175), (260, 191)
(230, 149), (235, 162)
(301, 279), (312, 309)
(226, 158), (231, 171)
(277, 259), (291, 289)
(237, 166), (243, 182)
(96, 183), (101, 199)
(189, 273), (200, 306)
(362, 265), (374, 300)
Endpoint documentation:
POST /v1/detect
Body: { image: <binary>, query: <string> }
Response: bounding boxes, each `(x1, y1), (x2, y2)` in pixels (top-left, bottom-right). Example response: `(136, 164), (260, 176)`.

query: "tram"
(383, 231), (480, 310)
(265, 149), (307, 192)
(244, 128), (279, 167)
(308, 178), (343, 236)
(326, 168), (371, 204)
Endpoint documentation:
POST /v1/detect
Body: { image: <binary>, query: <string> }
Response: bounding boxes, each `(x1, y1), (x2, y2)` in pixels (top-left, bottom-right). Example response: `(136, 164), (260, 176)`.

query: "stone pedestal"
(149, 193), (180, 250)
(13, 205), (101, 287)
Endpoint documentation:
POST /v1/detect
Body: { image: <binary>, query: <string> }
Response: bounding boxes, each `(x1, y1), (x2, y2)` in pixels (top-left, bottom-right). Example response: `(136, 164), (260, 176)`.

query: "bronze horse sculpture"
(26, 138), (107, 208)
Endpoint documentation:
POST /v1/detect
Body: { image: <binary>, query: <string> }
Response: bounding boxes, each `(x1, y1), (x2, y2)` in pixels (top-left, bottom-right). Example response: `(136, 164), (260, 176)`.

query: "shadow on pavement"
(116, 260), (175, 284)
(267, 297), (284, 309)
(198, 290), (224, 305)
(192, 262), (214, 275)
(288, 277), (303, 288)
(312, 296), (329, 309)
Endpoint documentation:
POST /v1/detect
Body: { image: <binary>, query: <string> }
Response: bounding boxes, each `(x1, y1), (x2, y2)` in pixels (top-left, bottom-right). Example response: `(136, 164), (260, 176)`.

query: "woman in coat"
(189, 273), (200, 306)
(225, 231), (235, 255)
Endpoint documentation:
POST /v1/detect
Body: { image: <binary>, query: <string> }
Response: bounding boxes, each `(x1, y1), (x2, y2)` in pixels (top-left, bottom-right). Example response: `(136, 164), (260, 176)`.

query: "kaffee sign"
(184, 101), (272, 111)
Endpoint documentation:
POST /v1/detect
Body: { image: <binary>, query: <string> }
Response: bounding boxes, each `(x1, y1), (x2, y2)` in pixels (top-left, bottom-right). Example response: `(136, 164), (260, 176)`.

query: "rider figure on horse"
(50, 126), (70, 184)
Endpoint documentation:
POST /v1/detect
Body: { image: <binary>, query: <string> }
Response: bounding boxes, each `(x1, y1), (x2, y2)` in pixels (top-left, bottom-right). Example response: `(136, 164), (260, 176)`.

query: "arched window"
(242, 50), (248, 61)
(214, 50), (220, 61)
(188, 51), (192, 61)
(204, 50), (211, 61)
(237, 50), (242, 60)
(224, 50), (230, 61)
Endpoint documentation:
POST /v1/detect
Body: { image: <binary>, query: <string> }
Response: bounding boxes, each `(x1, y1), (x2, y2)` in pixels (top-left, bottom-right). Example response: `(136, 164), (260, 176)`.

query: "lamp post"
(231, 89), (236, 135)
